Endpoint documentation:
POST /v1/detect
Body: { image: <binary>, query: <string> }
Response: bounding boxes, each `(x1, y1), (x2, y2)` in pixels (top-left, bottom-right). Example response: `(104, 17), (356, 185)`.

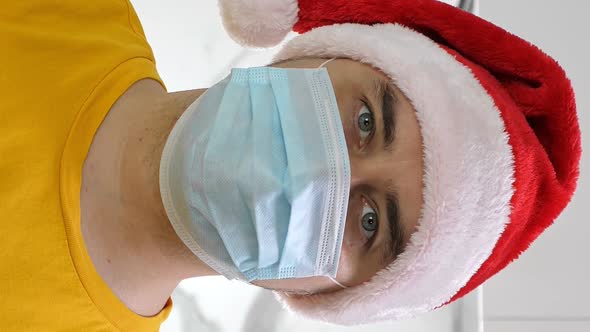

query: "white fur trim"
(272, 24), (516, 325)
(218, 0), (299, 47)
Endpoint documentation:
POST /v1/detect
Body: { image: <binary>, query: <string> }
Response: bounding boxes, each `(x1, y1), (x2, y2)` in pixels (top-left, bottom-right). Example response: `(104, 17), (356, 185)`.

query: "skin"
(80, 57), (424, 317)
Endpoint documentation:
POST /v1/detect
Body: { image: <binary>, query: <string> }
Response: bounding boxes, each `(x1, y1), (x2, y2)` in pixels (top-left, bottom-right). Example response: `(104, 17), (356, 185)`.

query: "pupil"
(359, 112), (373, 131)
(362, 213), (377, 231)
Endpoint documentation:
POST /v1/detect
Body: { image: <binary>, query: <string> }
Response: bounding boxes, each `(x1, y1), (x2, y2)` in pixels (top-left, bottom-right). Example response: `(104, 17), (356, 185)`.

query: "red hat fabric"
(218, 0), (582, 325)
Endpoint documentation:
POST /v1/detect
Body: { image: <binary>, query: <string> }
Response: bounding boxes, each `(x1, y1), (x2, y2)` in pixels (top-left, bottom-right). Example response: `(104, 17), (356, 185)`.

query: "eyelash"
(360, 197), (379, 247)
(354, 99), (379, 248)
(356, 100), (376, 148)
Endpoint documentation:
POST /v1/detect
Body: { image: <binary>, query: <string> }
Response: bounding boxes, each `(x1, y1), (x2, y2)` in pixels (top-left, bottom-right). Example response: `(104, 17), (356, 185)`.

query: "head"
(251, 57), (424, 295)
(209, 0), (581, 325)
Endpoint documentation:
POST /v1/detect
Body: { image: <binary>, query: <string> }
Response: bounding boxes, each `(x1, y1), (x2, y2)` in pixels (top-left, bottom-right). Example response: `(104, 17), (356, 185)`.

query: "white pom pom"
(218, 0), (299, 48)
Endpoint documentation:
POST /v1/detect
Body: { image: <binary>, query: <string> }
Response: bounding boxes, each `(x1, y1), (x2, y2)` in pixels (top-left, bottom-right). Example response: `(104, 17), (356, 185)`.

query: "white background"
(127, 1), (589, 331)
(477, 2), (590, 332)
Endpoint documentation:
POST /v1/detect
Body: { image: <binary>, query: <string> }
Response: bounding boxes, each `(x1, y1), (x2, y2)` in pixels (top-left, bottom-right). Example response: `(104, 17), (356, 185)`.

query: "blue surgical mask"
(159, 59), (350, 288)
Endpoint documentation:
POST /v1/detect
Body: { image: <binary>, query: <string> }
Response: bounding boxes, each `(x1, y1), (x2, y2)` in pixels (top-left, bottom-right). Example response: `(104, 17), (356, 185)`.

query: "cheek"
(336, 241), (355, 282)
(332, 85), (361, 151)
(341, 198), (369, 252)
(342, 218), (365, 250)
(335, 218), (365, 282)
(336, 212), (385, 286)
(337, 101), (355, 150)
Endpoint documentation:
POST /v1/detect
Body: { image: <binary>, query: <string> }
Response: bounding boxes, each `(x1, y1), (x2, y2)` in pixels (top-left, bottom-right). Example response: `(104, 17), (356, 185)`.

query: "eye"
(357, 104), (375, 145)
(360, 200), (378, 241)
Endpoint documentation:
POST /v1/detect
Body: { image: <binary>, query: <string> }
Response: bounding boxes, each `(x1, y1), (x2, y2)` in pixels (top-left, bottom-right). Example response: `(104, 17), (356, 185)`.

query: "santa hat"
(217, 0), (582, 325)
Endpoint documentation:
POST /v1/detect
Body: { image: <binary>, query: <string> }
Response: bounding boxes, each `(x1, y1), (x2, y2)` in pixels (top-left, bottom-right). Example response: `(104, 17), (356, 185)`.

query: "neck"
(84, 79), (217, 316)
(121, 79), (211, 269)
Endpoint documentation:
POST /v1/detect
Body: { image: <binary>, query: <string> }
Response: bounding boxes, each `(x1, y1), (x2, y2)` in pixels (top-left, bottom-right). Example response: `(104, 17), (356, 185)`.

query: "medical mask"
(159, 59), (350, 289)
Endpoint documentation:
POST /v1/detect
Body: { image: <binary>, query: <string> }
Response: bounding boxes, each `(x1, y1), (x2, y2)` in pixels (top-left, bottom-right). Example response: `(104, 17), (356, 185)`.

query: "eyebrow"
(372, 79), (405, 263)
(374, 80), (398, 151)
(384, 189), (406, 264)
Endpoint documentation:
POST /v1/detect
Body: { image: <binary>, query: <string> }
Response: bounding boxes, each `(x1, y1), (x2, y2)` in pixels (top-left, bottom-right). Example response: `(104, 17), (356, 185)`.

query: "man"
(0, 0), (581, 331)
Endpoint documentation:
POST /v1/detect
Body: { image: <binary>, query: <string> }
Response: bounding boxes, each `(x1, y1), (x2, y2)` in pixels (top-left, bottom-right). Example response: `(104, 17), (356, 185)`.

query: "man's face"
(253, 58), (424, 295)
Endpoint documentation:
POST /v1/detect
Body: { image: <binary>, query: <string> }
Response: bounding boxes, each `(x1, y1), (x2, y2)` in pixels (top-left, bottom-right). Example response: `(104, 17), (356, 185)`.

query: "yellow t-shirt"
(0, 1), (173, 331)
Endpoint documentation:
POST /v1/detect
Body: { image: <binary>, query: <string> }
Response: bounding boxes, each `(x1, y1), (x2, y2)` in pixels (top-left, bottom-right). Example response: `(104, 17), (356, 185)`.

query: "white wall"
(479, 1), (590, 331)
(130, 0), (289, 92)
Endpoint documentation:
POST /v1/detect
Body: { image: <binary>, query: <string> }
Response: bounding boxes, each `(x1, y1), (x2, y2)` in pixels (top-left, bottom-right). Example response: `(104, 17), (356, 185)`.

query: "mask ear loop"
(318, 57), (336, 68)
(329, 276), (348, 289)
